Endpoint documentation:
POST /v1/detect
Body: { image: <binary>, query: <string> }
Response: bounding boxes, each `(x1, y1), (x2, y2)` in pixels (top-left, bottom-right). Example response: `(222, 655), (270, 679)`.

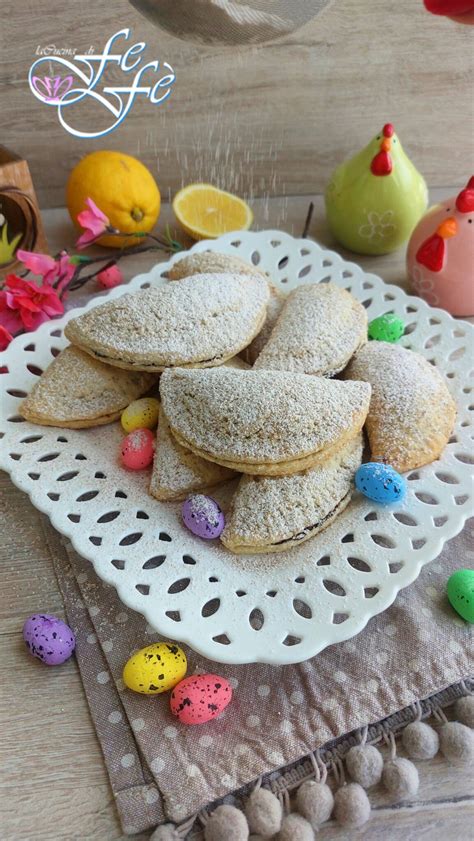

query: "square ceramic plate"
(1, 230), (472, 664)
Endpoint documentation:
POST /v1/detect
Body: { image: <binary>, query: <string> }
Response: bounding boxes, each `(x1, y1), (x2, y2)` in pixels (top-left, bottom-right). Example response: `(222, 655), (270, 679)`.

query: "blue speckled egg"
(355, 463), (406, 504)
(23, 614), (75, 665)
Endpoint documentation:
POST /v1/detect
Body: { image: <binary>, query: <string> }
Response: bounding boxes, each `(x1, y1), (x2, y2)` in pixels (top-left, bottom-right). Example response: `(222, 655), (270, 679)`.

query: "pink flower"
(0, 274), (64, 333)
(76, 198), (110, 249)
(17, 250), (57, 282)
(54, 252), (76, 292)
(17, 249), (75, 292)
(0, 325), (13, 351)
(96, 264), (123, 289)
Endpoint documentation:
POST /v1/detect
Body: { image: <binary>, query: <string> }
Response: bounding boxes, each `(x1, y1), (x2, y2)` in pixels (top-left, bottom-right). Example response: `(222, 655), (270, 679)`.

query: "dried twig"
(302, 202), (314, 239)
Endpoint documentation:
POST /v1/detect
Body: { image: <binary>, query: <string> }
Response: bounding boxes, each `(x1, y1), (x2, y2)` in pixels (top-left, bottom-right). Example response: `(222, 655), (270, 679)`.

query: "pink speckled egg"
(407, 177), (474, 316)
(121, 427), (155, 470)
(170, 674), (233, 725)
(23, 614), (75, 665)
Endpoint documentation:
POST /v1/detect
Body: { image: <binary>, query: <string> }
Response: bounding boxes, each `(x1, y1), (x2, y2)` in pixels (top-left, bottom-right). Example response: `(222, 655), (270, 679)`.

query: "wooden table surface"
(3, 0), (474, 207)
(2, 193), (472, 841)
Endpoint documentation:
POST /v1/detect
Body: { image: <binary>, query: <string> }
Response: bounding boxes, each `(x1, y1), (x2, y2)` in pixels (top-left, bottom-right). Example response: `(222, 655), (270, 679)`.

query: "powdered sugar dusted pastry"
(65, 273), (270, 372)
(160, 367), (371, 476)
(241, 283), (286, 366)
(167, 251), (268, 281)
(20, 345), (156, 428)
(149, 408), (235, 501)
(221, 434), (363, 554)
(254, 283), (367, 376)
(344, 342), (456, 472)
(167, 251), (283, 365)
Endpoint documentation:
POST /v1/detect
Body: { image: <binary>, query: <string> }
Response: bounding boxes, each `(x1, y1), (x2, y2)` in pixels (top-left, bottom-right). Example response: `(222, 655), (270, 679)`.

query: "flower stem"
(68, 259), (116, 291)
(65, 244), (174, 292)
(105, 227), (183, 252)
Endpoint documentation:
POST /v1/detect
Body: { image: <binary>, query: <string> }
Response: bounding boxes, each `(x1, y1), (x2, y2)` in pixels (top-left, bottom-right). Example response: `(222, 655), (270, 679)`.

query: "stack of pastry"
(159, 366), (370, 552)
(20, 251), (456, 555)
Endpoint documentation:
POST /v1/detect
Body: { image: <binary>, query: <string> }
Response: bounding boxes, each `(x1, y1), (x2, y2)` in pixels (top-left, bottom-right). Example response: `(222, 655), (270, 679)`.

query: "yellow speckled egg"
(121, 397), (160, 432)
(123, 642), (187, 695)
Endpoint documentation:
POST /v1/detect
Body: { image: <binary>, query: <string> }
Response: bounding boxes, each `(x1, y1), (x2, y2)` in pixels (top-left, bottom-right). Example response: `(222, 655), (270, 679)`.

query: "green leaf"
(0, 220), (23, 263)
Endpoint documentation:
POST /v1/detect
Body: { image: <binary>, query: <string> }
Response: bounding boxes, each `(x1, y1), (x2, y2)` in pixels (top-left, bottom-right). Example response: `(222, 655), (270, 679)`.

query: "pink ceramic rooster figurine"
(407, 177), (474, 316)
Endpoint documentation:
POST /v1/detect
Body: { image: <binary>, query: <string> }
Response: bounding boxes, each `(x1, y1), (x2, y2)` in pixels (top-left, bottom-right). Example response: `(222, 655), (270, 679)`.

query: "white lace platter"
(1, 231), (473, 665)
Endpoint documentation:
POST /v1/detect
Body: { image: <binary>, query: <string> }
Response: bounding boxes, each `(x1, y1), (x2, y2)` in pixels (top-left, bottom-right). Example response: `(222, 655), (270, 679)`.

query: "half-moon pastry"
(167, 251), (268, 281)
(160, 367), (371, 476)
(64, 272), (270, 372)
(344, 342), (456, 472)
(20, 345), (157, 428)
(149, 408), (235, 501)
(221, 434), (363, 554)
(166, 251), (284, 366)
(254, 282), (367, 376)
(241, 282), (286, 366)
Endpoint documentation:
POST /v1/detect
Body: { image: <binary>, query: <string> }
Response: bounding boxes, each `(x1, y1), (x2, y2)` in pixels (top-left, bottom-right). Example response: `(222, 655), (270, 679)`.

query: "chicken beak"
(436, 217), (458, 239)
(381, 137), (392, 153)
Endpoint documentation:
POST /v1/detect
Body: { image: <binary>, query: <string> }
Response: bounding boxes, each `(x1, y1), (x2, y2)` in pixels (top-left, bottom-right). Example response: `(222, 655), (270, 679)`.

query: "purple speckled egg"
(23, 614), (75, 665)
(182, 494), (225, 540)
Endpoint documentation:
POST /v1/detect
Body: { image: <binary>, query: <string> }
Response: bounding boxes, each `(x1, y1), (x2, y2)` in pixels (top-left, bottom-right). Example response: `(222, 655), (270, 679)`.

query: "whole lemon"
(67, 151), (161, 248)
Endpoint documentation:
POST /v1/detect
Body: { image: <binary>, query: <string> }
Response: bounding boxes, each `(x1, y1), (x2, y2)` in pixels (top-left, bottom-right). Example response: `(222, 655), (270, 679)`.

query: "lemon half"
(173, 183), (253, 241)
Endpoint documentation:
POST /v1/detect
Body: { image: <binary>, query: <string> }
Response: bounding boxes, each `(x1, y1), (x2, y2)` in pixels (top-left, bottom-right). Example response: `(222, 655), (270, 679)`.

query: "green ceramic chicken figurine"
(325, 123), (428, 255)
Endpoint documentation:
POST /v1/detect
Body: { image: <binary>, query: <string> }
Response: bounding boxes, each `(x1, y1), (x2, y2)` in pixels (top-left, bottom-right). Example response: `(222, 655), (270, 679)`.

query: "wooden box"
(0, 146), (48, 274)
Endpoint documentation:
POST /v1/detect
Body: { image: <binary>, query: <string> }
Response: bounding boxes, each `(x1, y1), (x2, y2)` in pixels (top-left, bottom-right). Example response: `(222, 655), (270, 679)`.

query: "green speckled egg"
(368, 313), (405, 343)
(447, 569), (474, 624)
(123, 642), (187, 694)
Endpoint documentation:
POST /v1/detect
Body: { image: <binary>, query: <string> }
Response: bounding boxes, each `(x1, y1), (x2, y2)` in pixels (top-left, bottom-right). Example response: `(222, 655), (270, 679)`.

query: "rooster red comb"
(424, 1), (474, 14)
(456, 176), (474, 213)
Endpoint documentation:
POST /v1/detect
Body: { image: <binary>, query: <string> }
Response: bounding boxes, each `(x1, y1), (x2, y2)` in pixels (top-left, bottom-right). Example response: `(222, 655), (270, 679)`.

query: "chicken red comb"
(456, 176), (474, 213)
(383, 123), (394, 138)
(424, 1), (474, 14)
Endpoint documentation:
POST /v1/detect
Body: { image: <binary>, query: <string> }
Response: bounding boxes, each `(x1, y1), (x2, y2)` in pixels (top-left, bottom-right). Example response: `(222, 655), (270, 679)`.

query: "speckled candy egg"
(123, 642), (187, 695)
(182, 494), (225, 539)
(120, 427), (155, 470)
(368, 313), (405, 343)
(23, 614), (75, 665)
(170, 674), (232, 724)
(121, 397), (160, 433)
(446, 569), (474, 623)
(355, 462), (406, 504)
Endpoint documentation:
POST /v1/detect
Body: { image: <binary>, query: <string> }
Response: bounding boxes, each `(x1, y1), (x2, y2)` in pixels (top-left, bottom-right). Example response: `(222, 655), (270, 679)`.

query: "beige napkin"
(43, 516), (474, 835)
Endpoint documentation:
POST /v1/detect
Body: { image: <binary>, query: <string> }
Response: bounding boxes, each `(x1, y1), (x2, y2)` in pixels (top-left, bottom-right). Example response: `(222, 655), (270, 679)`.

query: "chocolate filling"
(271, 491), (351, 547)
(91, 350), (225, 368)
